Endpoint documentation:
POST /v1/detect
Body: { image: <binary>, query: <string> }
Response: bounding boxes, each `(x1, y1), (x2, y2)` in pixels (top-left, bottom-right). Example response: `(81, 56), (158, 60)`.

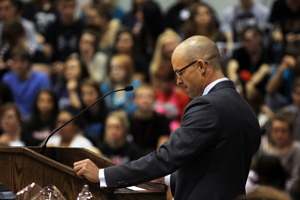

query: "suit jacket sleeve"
(104, 99), (219, 188)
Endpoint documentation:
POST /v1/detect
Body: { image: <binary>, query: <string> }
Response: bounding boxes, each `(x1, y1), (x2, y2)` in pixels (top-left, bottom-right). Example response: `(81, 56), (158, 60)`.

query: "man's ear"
(198, 60), (206, 72)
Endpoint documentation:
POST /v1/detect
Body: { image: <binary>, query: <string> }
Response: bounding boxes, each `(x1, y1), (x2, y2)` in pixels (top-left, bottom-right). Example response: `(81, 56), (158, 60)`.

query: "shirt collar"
(203, 78), (229, 96)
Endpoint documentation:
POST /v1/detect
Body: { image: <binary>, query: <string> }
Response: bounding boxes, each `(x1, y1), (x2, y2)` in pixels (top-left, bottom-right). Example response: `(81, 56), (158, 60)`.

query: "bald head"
(172, 36), (225, 98)
(172, 36), (221, 71)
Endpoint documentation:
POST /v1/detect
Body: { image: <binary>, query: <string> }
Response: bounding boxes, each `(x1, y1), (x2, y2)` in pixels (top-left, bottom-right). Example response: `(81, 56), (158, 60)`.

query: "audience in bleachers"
(1, 1), (300, 199)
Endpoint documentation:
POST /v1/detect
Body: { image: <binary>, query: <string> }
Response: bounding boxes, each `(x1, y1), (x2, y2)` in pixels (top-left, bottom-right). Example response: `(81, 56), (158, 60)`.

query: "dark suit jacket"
(104, 80), (261, 200)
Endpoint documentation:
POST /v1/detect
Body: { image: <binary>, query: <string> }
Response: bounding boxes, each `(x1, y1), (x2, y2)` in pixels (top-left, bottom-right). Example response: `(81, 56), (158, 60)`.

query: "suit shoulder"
(182, 97), (216, 120)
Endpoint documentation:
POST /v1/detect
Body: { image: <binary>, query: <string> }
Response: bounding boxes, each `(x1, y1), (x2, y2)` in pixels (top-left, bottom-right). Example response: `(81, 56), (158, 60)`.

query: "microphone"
(124, 85), (133, 91)
(40, 86), (134, 155)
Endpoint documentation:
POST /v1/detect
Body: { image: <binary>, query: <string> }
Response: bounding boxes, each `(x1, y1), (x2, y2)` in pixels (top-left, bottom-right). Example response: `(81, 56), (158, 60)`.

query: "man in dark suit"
(74, 36), (261, 200)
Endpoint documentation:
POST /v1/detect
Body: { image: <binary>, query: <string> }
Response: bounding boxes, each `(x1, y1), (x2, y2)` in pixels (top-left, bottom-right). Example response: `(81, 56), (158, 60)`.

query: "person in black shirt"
(129, 84), (170, 156)
(23, 88), (59, 146)
(269, 0), (300, 61)
(99, 110), (139, 164)
(44, 0), (84, 62)
(227, 26), (271, 99)
(22, 0), (58, 37)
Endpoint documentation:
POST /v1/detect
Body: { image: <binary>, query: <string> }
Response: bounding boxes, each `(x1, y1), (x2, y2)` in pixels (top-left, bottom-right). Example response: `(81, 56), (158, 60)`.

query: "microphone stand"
(40, 86), (133, 155)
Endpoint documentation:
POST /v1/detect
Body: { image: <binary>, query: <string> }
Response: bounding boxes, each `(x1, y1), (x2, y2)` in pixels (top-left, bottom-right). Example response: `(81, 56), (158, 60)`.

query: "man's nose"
(176, 77), (183, 86)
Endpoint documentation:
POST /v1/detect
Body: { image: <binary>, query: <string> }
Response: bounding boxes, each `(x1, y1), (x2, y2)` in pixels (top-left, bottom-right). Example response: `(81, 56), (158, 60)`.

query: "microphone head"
(124, 86), (134, 91)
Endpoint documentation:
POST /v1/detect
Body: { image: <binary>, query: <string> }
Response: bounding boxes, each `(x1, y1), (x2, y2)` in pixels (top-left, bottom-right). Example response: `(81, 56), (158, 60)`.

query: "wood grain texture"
(0, 147), (166, 200)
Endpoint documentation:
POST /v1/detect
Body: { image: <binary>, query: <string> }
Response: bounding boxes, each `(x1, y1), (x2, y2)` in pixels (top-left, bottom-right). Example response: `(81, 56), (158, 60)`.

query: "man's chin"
(186, 91), (202, 99)
(186, 92), (194, 99)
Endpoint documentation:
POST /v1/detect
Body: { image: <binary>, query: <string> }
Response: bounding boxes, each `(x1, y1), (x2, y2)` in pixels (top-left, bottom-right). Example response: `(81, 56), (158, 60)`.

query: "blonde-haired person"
(149, 28), (181, 90)
(100, 54), (142, 113)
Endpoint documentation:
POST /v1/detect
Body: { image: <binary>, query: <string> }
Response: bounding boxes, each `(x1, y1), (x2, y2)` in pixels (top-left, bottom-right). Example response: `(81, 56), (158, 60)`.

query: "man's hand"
(74, 159), (100, 183)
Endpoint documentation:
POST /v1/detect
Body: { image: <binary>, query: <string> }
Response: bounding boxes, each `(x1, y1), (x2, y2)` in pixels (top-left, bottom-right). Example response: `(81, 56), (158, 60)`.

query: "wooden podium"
(0, 147), (167, 200)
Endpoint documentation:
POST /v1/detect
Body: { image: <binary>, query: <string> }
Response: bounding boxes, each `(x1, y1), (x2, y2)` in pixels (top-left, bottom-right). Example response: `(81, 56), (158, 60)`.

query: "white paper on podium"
(126, 186), (146, 191)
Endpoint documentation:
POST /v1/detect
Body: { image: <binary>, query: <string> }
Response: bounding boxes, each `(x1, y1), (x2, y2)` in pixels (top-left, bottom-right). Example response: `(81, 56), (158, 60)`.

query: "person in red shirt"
(153, 64), (191, 131)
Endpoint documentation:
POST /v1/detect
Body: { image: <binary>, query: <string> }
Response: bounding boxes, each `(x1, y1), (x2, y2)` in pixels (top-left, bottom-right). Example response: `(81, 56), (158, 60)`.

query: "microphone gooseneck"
(40, 86), (134, 155)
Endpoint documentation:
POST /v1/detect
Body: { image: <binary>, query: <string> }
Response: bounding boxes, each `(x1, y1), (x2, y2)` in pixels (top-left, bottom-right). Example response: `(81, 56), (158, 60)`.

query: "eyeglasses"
(175, 60), (208, 78)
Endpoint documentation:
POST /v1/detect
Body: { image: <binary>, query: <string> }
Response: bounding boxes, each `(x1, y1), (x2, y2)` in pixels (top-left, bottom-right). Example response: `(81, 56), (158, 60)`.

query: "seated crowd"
(0, 0), (300, 199)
